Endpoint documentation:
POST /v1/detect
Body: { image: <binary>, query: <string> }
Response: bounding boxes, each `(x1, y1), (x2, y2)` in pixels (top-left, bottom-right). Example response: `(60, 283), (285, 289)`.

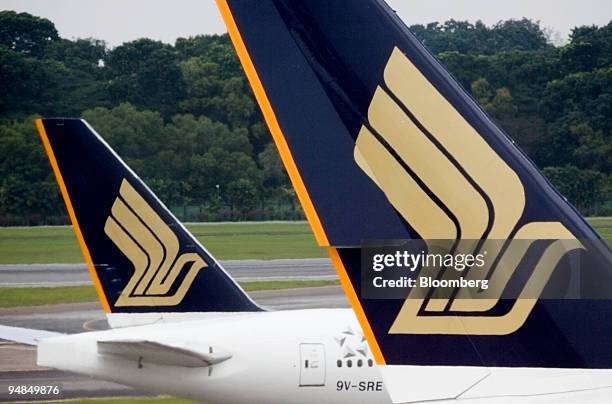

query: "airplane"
(2, 0), (612, 403)
(2, 117), (387, 404)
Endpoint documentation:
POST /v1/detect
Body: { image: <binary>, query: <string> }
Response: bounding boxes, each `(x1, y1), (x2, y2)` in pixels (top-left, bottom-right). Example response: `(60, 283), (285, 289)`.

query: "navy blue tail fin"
(217, 0), (612, 374)
(36, 118), (261, 313)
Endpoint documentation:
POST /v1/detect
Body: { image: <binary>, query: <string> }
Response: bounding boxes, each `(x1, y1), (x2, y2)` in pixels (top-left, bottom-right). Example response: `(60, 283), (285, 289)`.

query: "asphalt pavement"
(0, 258), (336, 287)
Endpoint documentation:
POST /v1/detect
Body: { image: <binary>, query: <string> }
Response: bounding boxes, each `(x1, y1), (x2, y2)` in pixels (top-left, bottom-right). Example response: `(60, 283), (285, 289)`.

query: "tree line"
(0, 12), (610, 225)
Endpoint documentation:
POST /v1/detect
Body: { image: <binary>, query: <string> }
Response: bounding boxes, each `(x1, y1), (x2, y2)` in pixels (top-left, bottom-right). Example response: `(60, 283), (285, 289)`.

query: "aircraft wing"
(97, 338), (232, 368)
(0, 325), (64, 346)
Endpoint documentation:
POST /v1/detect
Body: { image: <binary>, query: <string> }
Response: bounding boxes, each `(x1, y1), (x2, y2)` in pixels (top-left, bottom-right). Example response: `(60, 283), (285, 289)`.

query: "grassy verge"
(0, 219), (609, 265)
(0, 286), (99, 308)
(239, 279), (338, 292)
(0, 280), (340, 308)
(587, 217), (612, 239)
(0, 222), (324, 264)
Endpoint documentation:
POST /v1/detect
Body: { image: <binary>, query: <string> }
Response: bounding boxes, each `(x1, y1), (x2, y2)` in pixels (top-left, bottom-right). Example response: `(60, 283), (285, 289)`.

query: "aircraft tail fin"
(36, 118), (261, 314)
(217, 0), (612, 381)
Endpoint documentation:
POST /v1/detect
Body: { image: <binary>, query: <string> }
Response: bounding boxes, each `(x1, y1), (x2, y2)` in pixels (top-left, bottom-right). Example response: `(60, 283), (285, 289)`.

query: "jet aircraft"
(2, 0), (611, 402)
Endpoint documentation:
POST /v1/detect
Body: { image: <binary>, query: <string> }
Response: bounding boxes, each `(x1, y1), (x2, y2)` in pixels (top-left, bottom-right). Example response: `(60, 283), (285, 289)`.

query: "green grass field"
(0, 222), (324, 264)
(0, 280), (339, 308)
(587, 217), (612, 239)
(0, 219), (609, 265)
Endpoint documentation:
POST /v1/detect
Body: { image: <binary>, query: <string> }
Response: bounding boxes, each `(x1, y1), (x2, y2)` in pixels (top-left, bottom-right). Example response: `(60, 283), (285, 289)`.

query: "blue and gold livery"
(36, 118), (261, 314)
(218, 0), (612, 369)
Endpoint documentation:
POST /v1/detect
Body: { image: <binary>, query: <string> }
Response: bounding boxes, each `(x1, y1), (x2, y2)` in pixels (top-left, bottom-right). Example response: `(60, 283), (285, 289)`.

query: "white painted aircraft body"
(38, 309), (386, 404)
(7, 309), (606, 403)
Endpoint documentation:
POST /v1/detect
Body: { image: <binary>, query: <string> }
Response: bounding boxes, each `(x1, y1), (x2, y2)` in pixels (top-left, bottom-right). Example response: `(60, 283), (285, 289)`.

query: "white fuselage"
(38, 309), (390, 404)
(36, 308), (612, 404)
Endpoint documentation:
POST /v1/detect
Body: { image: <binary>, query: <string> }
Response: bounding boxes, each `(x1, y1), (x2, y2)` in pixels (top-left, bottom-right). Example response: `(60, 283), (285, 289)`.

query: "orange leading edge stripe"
(215, 0), (328, 247)
(329, 248), (386, 364)
(216, 0), (385, 364)
(35, 119), (111, 313)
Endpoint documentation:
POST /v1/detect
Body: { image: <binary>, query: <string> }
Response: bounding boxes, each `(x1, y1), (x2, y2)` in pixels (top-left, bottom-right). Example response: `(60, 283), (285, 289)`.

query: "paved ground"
(0, 286), (348, 333)
(0, 258), (336, 287)
(0, 285), (348, 401)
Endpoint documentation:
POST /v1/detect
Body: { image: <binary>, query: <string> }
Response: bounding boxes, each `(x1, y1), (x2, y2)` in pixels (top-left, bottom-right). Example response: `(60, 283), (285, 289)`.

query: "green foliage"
(105, 39), (185, 118)
(540, 68), (612, 133)
(259, 143), (288, 190)
(46, 38), (110, 115)
(175, 34), (242, 78)
(537, 68), (612, 172)
(0, 13), (610, 221)
(82, 103), (166, 164)
(179, 57), (255, 127)
(0, 118), (63, 224)
(562, 22), (612, 72)
(410, 18), (550, 56)
(0, 11), (58, 57)
(226, 178), (259, 213)
(0, 47), (69, 117)
(80, 103), (263, 215)
(472, 79), (518, 119)
(543, 166), (608, 215)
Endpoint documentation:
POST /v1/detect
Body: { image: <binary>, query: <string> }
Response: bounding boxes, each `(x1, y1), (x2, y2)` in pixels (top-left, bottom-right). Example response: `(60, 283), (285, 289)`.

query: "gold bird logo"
(354, 47), (583, 335)
(104, 179), (206, 307)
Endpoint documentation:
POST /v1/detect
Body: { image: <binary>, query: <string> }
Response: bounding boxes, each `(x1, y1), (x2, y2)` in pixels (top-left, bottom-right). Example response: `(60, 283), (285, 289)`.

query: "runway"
(0, 286), (349, 401)
(0, 286), (348, 333)
(0, 258), (336, 287)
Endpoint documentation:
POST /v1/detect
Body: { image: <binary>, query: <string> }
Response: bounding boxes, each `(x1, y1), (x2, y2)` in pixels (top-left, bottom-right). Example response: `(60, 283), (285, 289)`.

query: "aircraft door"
(299, 343), (326, 386)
